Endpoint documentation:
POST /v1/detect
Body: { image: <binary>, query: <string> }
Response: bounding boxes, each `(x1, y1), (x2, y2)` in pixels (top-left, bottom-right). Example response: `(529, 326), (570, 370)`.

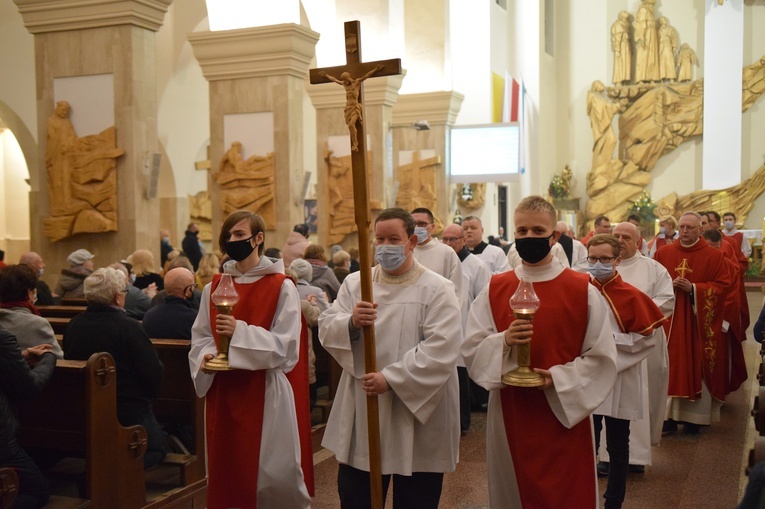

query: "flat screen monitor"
(450, 122), (520, 183)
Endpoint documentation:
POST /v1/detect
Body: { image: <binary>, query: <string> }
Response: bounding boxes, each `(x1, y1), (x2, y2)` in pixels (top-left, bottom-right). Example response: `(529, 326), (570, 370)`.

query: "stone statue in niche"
(213, 141), (276, 230)
(657, 17), (678, 81)
(743, 56), (765, 112)
(611, 11), (632, 85)
(587, 81), (627, 170)
(43, 100), (125, 242)
(676, 44), (697, 82)
(319, 64), (384, 151)
(633, 0), (660, 83)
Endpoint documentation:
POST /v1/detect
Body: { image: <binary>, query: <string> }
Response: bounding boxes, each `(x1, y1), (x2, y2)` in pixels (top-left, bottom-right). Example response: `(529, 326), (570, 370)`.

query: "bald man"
(19, 251), (57, 305)
(142, 268), (198, 339)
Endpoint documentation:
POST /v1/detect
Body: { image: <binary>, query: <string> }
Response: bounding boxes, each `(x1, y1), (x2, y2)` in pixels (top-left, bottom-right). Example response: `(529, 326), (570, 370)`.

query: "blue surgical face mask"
(588, 261), (615, 281)
(659, 226), (666, 235)
(724, 220), (734, 230)
(414, 227), (430, 244)
(375, 244), (407, 271)
(38, 268), (44, 277)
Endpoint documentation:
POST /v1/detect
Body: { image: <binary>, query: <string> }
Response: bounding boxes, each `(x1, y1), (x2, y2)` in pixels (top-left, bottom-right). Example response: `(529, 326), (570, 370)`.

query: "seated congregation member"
(130, 249), (164, 291)
(290, 259), (330, 311)
(304, 244), (341, 302)
(263, 247), (282, 261)
(282, 223), (310, 269)
(109, 263), (152, 320)
(55, 248), (95, 299)
(195, 252), (220, 289)
(0, 264), (63, 358)
(152, 256), (202, 310)
(587, 234), (664, 509)
(319, 208), (461, 509)
(463, 196), (617, 508)
(0, 328), (56, 509)
(143, 268), (198, 340)
(332, 249), (352, 284)
(63, 268), (168, 469)
(189, 210), (309, 509)
(19, 252), (57, 305)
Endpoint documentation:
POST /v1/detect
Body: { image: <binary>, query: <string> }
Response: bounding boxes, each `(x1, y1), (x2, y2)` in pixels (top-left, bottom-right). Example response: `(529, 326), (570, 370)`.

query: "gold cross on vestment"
(676, 258), (693, 278)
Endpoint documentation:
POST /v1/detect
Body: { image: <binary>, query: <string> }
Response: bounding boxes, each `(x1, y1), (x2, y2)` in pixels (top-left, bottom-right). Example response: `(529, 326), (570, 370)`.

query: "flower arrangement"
(629, 191), (657, 223)
(548, 166), (572, 199)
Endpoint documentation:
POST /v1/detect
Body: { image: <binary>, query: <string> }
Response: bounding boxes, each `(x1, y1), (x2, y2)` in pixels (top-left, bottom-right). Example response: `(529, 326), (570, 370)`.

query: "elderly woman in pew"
(0, 265), (63, 359)
(0, 326), (56, 509)
(63, 267), (169, 469)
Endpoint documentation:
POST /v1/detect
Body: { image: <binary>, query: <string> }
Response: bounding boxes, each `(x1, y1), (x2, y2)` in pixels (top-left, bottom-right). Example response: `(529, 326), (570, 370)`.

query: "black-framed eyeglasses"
(442, 236), (465, 243)
(587, 256), (616, 264)
(184, 284), (195, 294)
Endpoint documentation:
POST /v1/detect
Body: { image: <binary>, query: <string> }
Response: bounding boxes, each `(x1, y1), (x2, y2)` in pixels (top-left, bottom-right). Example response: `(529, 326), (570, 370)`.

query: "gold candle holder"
(502, 277), (545, 387)
(206, 274), (239, 372)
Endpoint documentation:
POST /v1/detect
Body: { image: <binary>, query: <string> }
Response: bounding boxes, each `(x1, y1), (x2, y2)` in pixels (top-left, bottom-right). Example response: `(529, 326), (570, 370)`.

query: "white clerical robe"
(571, 238), (590, 273)
(476, 243), (512, 274)
(414, 239), (465, 307)
(459, 253), (490, 333)
(189, 257), (310, 508)
(600, 253), (674, 466)
(462, 262), (617, 507)
(319, 263), (461, 475)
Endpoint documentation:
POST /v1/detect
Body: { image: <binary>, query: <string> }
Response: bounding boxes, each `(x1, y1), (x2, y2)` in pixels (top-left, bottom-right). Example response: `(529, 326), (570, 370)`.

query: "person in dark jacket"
(0, 327), (57, 509)
(63, 267), (168, 468)
(18, 252), (58, 305)
(142, 268), (198, 340)
(160, 229), (174, 267)
(54, 249), (95, 299)
(303, 244), (340, 302)
(181, 222), (204, 271)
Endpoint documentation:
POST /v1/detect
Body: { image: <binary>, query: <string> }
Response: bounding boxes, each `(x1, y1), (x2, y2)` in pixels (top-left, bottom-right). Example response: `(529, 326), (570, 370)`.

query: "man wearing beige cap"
(55, 249), (95, 299)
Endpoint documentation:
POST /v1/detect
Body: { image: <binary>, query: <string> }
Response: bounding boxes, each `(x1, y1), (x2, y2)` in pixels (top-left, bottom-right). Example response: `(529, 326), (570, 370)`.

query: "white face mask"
(414, 227), (430, 244)
(375, 244), (407, 271)
(659, 226), (666, 235)
(724, 220), (734, 230)
(587, 261), (614, 281)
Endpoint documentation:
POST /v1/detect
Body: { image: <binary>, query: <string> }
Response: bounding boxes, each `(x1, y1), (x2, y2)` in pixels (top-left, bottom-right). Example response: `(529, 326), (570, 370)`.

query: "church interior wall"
(0, 129), (31, 262)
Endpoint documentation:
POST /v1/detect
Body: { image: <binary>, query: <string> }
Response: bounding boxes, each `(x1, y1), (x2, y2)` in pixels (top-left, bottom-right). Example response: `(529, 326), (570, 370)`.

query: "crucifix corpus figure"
(319, 64), (384, 151)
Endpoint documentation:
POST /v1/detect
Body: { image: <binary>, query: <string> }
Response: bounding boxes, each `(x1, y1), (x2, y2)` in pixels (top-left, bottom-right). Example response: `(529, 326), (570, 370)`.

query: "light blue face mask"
(375, 244), (407, 271)
(588, 261), (614, 281)
(414, 226), (430, 244)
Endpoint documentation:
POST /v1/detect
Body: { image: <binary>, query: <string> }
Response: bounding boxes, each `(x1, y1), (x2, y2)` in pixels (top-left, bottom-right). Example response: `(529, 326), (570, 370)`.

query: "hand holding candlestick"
(206, 274), (240, 371)
(502, 277), (545, 387)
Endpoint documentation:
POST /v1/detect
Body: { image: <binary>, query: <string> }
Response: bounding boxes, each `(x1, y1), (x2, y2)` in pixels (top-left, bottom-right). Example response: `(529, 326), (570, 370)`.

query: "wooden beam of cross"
(309, 20), (401, 509)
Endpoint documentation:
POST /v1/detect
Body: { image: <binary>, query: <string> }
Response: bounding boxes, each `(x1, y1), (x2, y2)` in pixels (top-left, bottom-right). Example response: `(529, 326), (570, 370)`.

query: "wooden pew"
(46, 317), (71, 335)
(17, 353), (148, 509)
(60, 299), (88, 307)
(37, 305), (87, 319)
(0, 468), (18, 509)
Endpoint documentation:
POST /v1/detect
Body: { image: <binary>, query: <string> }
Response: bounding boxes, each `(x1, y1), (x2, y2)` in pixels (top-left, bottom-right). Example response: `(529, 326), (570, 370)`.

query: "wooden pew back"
(17, 353), (147, 509)
(0, 468), (17, 509)
(37, 305), (87, 319)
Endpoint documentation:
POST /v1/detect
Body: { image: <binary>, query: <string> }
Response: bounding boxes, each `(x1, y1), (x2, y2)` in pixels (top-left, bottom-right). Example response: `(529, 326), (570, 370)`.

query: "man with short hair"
(19, 251), (57, 305)
(411, 207), (464, 307)
(332, 250), (352, 284)
(151, 256), (202, 310)
(109, 263), (152, 320)
(320, 207), (461, 508)
(710, 210), (750, 335)
(142, 268), (198, 339)
(464, 195), (617, 508)
(626, 214), (649, 256)
(706, 211), (721, 230)
(582, 215), (611, 246)
(655, 212), (733, 433)
(182, 222), (204, 271)
(722, 211), (752, 257)
(442, 222), (490, 432)
(462, 215), (511, 274)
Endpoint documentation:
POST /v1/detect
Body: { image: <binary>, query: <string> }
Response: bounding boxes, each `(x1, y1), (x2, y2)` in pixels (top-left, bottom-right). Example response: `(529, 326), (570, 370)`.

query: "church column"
(14, 0), (172, 279)
(307, 74), (404, 249)
(391, 91), (464, 224)
(189, 24), (319, 249)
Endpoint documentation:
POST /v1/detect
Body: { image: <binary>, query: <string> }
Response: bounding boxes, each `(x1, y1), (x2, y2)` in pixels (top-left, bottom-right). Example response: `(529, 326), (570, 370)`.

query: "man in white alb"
(411, 208), (464, 307)
(462, 215), (511, 274)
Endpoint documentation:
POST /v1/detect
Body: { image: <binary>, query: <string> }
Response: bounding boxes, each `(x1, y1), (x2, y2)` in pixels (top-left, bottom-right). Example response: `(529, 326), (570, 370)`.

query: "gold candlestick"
(502, 278), (545, 387)
(206, 274), (239, 371)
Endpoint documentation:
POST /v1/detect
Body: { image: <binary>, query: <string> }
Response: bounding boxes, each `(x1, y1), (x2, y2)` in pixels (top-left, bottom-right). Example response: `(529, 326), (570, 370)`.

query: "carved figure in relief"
(657, 17), (678, 81)
(676, 44), (697, 82)
(743, 56), (765, 112)
(634, 0), (660, 83)
(213, 141), (275, 229)
(319, 64), (384, 151)
(611, 11), (632, 84)
(325, 149), (357, 244)
(43, 101), (124, 242)
(587, 81), (627, 170)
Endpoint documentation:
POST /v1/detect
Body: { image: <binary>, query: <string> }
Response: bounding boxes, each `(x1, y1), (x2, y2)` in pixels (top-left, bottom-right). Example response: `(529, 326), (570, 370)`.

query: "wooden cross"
(675, 258), (694, 278)
(309, 21), (401, 509)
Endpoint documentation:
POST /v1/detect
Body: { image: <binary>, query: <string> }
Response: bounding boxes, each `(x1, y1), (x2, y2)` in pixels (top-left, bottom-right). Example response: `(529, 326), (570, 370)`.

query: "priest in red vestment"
(655, 212), (733, 433)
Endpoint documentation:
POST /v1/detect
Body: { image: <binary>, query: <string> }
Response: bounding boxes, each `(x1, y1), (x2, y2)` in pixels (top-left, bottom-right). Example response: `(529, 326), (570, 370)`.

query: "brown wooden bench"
(46, 317), (71, 335)
(17, 353), (148, 509)
(60, 299), (88, 307)
(37, 305), (87, 319)
(0, 468), (17, 509)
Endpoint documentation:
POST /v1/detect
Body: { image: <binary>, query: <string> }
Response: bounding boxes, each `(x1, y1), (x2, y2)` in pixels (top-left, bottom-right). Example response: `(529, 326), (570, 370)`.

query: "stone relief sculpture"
(657, 17), (678, 81)
(611, 11), (632, 85)
(743, 56), (765, 112)
(43, 101), (125, 242)
(188, 191), (212, 242)
(634, 0), (660, 83)
(323, 145), (382, 244)
(213, 141), (276, 230)
(587, 81), (627, 170)
(395, 151), (443, 236)
(676, 44), (697, 82)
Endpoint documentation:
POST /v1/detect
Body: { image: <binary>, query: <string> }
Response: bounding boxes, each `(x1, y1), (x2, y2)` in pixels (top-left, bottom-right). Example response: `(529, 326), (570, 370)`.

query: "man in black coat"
(142, 268), (198, 340)
(0, 327), (56, 509)
(181, 222), (204, 271)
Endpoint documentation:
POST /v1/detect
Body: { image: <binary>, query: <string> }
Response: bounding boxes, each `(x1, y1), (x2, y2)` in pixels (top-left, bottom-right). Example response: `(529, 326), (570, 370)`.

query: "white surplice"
(319, 263), (461, 475)
(475, 243), (511, 274)
(188, 257), (309, 508)
(414, 239), (465, 307)
(462, 262), (617, 507)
